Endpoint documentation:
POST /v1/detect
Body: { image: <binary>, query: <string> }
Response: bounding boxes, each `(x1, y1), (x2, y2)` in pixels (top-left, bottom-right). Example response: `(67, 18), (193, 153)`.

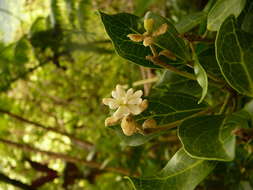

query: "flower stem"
(147, 46), (196, 81)
(219, 92), (231, 114)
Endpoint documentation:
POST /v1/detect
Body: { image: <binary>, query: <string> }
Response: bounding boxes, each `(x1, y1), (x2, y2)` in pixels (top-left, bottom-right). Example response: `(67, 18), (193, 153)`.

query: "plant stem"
(146, 55), (196, 80)
(0, 138), (133, 176)
(144, 107), (214, 134)
(219, 92), (231, 114)
(0, 172), (34, 190)
(0, 109), (94, 151)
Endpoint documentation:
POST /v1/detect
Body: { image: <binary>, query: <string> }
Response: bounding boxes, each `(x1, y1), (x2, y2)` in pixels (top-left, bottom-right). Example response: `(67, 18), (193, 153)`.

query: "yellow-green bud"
(144, 18), (154, 32)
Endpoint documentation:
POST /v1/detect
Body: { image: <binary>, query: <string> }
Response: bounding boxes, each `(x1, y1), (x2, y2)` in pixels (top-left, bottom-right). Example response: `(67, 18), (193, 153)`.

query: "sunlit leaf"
(128, 148), (216, 190)
(193, 53), (208, 103)
(207, 0), (246, 31)
(111, 92), (207, 146)
(176, 12), (207, 34)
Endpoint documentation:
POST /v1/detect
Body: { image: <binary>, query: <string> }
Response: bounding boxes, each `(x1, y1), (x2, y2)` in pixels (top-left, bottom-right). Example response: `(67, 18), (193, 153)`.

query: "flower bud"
(127, 34), (144, 42)
(105, 116), (120, 127)
(121, 115), (138, 136)
(140, 99), (148, 112)
(142, 118), (157, 129)
(144, 18), (154, 32)
(143, 37), (153, 47)
(153, 23), (168, 36)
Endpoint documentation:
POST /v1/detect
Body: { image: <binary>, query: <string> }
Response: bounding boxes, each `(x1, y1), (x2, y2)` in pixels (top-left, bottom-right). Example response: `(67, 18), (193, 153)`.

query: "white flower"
(103, 85), (147, 121)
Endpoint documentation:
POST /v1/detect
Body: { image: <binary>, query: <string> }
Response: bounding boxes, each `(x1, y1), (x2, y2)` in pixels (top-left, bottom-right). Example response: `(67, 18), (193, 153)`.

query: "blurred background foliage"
(0, 0), (252, 189)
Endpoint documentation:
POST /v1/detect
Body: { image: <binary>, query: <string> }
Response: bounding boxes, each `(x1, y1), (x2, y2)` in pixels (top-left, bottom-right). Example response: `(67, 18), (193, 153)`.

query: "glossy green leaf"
(100, 12), (190, 68)
(241, 1), (253, 34)
(198, 46), (223, 78)
(176, 12), (207, 34)
(155, 70), (201, 97)
(216, 16), (253, 96)
(178, 114), (247, 161)
(128, 148), (216, 190)
(111, 126), (168, 147)
(100, 12), (157, 68)
(207, 0), (246, 31)
(145, 12), (190, 61)
(135, 91), (207, 126)
(193, 53), (208, 103)
(111, 92), (207, 146)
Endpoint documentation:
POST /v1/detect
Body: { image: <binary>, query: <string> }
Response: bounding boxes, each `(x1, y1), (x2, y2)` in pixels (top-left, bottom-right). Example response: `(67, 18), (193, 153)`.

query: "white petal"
(132, 90), (143, 98)
(112, 90), (118, 99)
(109, 100), (119, 109)
(116, 85), (126, 97)
(103, 98), (119, 109)
(103, 98), (114, 105)
(128, 97), (142, 104)
(128, 104), (142, 115)
(113, 106), (130, 119)
(126, 88), (134, 97)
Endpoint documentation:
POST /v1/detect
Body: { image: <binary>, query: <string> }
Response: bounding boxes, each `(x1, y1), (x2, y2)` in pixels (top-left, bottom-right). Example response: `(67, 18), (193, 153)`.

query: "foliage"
(100, 0), (253, 189)
(0, 0), (252, 189)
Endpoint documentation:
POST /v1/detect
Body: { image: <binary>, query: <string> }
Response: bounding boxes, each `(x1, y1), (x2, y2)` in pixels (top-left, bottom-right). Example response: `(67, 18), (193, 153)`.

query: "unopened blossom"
(121, 115), (139, 136)
(103, 85), (148, 126)
(127, 18), (168, 47)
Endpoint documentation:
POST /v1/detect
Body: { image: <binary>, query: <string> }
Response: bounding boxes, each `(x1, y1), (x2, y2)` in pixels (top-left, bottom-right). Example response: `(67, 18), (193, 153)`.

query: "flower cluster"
(127, 18), (168, 47)
(102, 85), (148, 136)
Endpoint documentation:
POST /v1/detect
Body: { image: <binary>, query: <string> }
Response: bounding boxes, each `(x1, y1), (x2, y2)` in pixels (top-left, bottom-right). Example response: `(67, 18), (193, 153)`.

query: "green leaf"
(111, 126), (168, 147)
(207, 0), (246, 31)
(145, 12), (190, 61)
(176, 12), (207, 34)
(30, 17), (48, 36)
(111, 92), (207, 146)
(193, 53), (208, 103)
(155, 70), (201, 97)
(215, 15), (253, 96)
(100, 12), (157, 68)
(14, 38), (33, 64)
(100, 12), (190, 68)
(135, 92), (207, 126)
(128, 148), (216, 190)
(198, 46), (223, 78)
(178, 114), (247, 161)
(241, 1), (253, 34)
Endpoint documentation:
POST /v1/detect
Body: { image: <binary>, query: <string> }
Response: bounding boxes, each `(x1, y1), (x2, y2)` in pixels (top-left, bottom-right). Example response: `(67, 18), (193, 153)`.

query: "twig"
(219, 92), (231, 114)
(0, 138), (134, 176)
(146, 55), (196, 80)
(144, 107), (214, 134)
(0, 109), (94, 151)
